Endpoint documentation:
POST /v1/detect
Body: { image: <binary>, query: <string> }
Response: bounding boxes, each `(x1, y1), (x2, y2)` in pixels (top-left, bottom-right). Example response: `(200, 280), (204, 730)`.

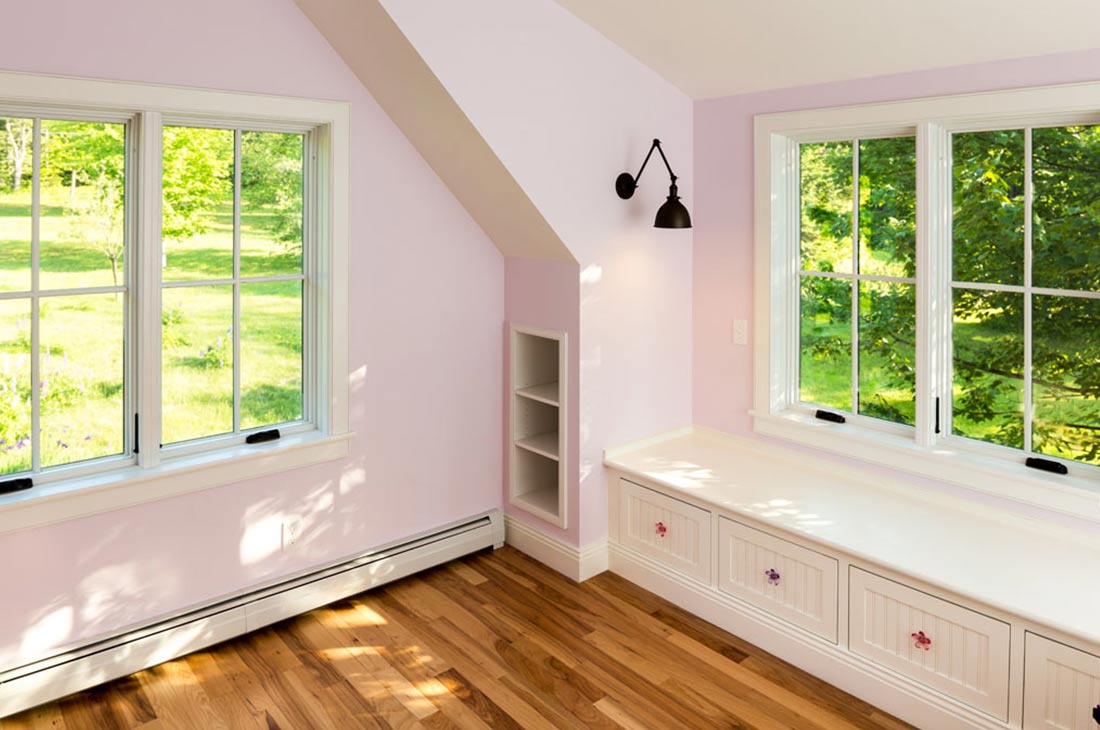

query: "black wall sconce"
(615, 138), (691, 229)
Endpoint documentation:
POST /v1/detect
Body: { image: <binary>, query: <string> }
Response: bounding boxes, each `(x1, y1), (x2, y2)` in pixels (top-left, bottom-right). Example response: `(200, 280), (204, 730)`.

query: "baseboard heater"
(0, 509), (504, 718)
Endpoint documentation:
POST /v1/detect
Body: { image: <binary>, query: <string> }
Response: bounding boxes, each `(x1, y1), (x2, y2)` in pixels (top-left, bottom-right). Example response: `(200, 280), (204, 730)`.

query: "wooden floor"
(1, 547), (914, 730)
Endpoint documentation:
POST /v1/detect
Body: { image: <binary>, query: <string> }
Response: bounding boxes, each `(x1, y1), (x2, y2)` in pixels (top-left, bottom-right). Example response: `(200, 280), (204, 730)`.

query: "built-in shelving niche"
(510, 325), (566, 528)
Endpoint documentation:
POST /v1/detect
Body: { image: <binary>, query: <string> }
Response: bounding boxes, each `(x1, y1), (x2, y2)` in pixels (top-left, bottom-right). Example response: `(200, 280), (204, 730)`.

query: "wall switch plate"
(733, 319), (748, 346)
(282, 518), (303, 551)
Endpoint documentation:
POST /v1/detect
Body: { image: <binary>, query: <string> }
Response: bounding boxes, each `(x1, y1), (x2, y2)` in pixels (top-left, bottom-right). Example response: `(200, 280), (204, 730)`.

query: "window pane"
(241, 281), (302, 430)
(162, 286), (233, 443)
(1032, 125), (1100, 293)
(858, 137), (916, 278)
(952, 130), (1025, 286)
(0, 118), (32, 293)
(39, 294), (124, 468)
(162, 127), (234, 282)
(0, 299), (31, 475)
(800, 275), (851, 410)
(240, 132), (303, 278)
(858, 282), (915, 425)
(39, 121), (127, 291)
(1033, 295), (1100, 465)
(801, 141), (853, 273)
(952, 289), (1024, 448)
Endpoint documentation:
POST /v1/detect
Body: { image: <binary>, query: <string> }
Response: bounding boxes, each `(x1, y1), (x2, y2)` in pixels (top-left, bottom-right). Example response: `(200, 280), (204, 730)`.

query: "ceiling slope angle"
(294, 0), (575, 263)
(552, 0), (1100, 98)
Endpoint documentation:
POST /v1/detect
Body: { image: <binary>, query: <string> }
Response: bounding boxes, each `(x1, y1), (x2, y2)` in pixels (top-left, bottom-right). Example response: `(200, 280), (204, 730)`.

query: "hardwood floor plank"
(433, 669), (525, 730)
(0, 547), (914, 730)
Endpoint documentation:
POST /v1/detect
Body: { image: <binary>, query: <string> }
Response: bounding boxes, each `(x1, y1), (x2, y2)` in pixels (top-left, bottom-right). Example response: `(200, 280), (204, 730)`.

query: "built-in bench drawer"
(717, 517), (837, 642)
(619, 478), (710, 583)
(1024, 632), (1100, 730)
(849, 567), (1010, 721)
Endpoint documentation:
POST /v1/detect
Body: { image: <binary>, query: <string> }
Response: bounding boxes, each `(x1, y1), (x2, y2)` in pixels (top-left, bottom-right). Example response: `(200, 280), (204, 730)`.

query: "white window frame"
(754, 81), (1100, 523)
(0, 71), (351, 535)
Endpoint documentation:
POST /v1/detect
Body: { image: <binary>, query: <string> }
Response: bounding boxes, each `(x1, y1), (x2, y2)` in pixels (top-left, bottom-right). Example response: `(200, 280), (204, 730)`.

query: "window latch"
(1025, 457), (1068, 475)
(815, 409), (847, 424)
(0, 477), (33, 496)
(245, 429), (281, 445)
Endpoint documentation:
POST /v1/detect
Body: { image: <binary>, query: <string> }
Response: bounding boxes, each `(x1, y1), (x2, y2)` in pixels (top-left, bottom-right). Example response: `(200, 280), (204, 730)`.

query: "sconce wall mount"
(615, 138), (691, 229)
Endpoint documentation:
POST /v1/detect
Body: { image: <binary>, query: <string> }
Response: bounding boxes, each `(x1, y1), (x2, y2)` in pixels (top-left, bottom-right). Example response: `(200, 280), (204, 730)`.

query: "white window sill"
(0, 431), (353, 536)
(752, 411), (1100, 524)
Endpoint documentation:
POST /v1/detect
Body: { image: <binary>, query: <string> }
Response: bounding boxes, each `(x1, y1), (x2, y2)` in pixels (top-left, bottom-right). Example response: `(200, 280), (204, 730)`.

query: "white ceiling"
(553, 0), (1100, 99)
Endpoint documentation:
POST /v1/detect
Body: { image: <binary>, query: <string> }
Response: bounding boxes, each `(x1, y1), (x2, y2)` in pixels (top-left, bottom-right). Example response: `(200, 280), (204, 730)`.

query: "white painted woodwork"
(1024, 633), (1100, 730)
(848, 567), (1011, 720)
(509, 325), (567, 527)
(606, 427), (1100, 729)
(717, 517), (838, 642)
(618, 478), (710, 583)
(604, 427), (1100, 646)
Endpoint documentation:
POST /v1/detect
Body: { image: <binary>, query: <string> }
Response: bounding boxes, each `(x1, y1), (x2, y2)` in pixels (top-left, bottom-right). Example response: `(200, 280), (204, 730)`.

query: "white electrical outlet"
(733, 319), (749, 346)
(282, 518), (303, 551)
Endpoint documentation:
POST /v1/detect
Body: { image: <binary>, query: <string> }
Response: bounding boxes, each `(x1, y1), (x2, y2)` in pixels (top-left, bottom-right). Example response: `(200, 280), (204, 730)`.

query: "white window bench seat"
(603, 425), (1100, 730)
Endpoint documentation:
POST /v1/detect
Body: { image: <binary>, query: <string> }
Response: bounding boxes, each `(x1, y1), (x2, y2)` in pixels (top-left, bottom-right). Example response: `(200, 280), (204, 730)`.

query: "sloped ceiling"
(293, 0), (575, 262)
(552, 0), (1100, 99)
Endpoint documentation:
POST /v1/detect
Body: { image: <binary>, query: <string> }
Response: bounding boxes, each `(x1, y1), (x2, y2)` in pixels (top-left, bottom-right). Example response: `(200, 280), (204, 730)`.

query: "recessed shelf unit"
(510, 325), (567, 528)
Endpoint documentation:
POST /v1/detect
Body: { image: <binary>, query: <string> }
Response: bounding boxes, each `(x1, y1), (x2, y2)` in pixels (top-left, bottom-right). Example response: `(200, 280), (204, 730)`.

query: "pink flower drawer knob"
(764, 568), (781, 586)
(911, 631), (932, 650)
(655, 521), (667, 538)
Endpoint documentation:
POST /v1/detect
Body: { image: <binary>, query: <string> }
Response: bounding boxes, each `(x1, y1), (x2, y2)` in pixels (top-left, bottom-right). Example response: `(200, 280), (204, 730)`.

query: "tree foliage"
(801, 127), (1100, 465)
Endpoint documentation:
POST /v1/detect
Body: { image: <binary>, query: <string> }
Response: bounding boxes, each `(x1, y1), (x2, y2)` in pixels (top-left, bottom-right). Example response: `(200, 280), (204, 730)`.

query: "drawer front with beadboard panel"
(619, 479), (711, 583)
(1024, 632), (1100, 730)
(848, 567), (1010, 720)
(717, 518), (838, 642)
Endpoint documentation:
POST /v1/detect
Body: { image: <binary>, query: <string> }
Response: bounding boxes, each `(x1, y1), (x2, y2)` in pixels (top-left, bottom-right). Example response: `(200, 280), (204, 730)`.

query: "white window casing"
(0, 71), (350, 535)
(753, 81), (1100, 524)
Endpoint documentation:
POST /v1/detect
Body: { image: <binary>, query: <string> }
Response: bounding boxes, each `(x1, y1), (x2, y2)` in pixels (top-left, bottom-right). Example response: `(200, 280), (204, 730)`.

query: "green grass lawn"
(0, 186), (302, 475)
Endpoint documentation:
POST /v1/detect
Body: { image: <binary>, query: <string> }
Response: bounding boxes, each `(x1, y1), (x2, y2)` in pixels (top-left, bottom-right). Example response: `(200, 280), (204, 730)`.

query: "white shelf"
(510, 325), (567, 529)
(516, 381), (559, 407)
(515, 431), (560, 461)
(513, 483), (560, 518)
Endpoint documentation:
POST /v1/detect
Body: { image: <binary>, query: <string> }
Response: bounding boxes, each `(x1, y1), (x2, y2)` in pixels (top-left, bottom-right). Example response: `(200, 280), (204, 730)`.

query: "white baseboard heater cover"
(0, 509), (504, 718)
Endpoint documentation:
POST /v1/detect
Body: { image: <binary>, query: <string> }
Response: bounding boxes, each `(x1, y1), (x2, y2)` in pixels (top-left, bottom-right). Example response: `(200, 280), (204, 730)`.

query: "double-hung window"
(755, 83), (1100, 516)
(0, 72), (349, 530)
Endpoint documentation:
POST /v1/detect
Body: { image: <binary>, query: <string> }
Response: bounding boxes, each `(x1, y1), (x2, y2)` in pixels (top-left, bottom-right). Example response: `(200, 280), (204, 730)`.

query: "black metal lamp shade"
(655, 183), (691, 229)
(616, 139), (691, 229)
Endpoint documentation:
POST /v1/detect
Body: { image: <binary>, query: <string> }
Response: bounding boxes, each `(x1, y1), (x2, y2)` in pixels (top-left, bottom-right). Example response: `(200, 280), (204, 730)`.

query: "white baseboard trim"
(0, 510), (503, 719)
(504, 515), (608, 582)
(610, 543), (1011, 730)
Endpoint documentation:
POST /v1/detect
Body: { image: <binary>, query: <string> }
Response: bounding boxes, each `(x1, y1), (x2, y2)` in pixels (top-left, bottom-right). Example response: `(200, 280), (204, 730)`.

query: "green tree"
(241, 131), (304, 250)
(801, 127), (1100, 465)
(161, 126), (234, 242)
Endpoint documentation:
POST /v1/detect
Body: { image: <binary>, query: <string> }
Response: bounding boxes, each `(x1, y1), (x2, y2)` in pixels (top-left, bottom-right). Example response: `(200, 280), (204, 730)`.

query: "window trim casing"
(0, 71), (350, 535)
(753, 81), (1100, 524)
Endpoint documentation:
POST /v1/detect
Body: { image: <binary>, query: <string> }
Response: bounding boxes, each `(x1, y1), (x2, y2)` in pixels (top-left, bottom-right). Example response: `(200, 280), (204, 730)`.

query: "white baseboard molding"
(504, 515), (607, 582)
(0, 509), (504, 719)
(610, 543), (1011, 730)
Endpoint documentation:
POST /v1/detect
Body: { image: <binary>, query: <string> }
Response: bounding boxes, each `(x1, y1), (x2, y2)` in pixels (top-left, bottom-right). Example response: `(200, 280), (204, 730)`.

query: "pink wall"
(380, 0), (694, 548)
(504, 259), (580, 542)
(694, 48), (1100, 436)
(0, 0), (504, 669)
